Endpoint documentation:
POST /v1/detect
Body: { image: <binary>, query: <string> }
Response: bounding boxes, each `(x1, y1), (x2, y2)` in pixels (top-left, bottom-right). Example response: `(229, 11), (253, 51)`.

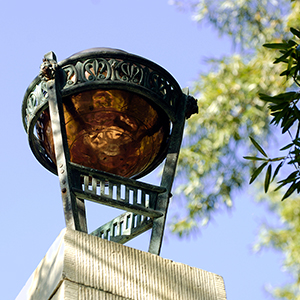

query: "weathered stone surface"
(16, 228), (227, 300)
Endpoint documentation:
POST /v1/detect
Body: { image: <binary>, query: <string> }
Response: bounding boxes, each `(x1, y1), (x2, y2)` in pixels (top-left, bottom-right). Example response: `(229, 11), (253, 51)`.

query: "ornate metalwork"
(23, 48), (183, 132)
(57, 49), (181, 122)
(91, 211), (153, 244)
(22, 48), (198, 256)
(23, 80), (48, 131)
(71, 163), (165, 216)
(39, 52), (58, 81)
(22, 49), (186, 177)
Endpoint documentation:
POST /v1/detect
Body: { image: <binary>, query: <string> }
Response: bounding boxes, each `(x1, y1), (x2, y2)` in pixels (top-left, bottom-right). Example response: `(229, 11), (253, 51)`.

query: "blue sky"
(0, 1), (290, 299)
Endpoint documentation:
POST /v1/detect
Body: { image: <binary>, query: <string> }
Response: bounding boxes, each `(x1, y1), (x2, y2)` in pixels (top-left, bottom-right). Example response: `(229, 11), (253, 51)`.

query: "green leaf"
(263, 43), (291, 49)
(269, 102), (289, 112)
(280, 65), (297, 77)
(278, 170), (299, 184)
(259, 93), (281, 103)
(269, 156), (286, 162)
(280, 143), (294, 151)
(282, 182), (298, 201)
(260, 92), (299, 104)
(288, 39), (297, 47)
(293, 104), (300, 120)
(287, 53), (294, 72)
(270, 108), (289, 126)
(274, 181), (287, 191)
(290, 27), (300, 39)
(293, 138), (300, 147)
(272, 162), (283, 182)
(274, 49), (294, 64)
(249, 137), (268, 157)
(274, 91), (298, 101)
(243, 156), (268, 161)
(249, 162), (268, 184)
(282, 117), (296, 134)
(264, 164), (272, 193)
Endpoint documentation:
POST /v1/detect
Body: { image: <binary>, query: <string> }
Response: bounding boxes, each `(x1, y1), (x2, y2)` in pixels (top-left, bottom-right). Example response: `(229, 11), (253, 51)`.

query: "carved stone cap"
(16, 228), (227, 300)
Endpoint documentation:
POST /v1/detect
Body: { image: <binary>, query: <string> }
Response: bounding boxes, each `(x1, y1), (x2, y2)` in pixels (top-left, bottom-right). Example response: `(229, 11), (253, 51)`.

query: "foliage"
(246, 27), (300, 201)
(170, 0), (300, 298)
(170, 0), (288, 49)
(169, 0), (292, 235)
(254, 189), (300, 299)
(171, 50), (288, 235)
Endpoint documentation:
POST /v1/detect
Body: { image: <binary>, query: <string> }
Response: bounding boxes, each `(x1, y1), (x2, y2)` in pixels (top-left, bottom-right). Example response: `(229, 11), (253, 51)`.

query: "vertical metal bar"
(45, 57), (87, 232)
(109, 181), (113, 198)
(141, 191), (146, 207)
(125, 186), (130, 203)
(148, 93), (187, 255)
(92, 177), (97, 194)
(100, 180), (105, 195)
(116, 183), (121, 201)
(149, 192), (156, 209)
(132, 188), (138, 205)
(145, 193), (150, 208)
(84, 176), (89, 192)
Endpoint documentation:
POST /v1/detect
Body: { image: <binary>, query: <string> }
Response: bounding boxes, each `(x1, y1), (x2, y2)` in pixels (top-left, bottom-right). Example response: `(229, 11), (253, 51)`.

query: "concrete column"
(16, 228), (227, 300)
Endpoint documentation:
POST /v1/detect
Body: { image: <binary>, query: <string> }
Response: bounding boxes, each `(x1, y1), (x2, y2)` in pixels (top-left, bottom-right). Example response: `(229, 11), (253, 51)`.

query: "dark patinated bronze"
(22, 48), (198, 255)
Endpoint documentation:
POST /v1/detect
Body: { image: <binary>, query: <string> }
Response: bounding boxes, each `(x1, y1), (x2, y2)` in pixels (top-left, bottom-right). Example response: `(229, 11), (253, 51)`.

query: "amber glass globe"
(37, 89), (170, 178)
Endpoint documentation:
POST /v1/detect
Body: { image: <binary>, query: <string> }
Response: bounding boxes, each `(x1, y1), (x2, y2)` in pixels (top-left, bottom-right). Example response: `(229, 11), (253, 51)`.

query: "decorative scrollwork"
(115, 61), (143, 84)
(25, 81), (48, 128)
(60, 58), (176, 106)
(55, 50), (183, 121)
(63, 64), (77, 86)
(83, 58), (110, 81)
(147, 71), (174, 103)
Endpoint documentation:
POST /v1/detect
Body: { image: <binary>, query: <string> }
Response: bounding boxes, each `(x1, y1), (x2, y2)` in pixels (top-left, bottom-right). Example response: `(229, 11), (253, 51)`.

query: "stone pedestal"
(16, 228), (227, 300)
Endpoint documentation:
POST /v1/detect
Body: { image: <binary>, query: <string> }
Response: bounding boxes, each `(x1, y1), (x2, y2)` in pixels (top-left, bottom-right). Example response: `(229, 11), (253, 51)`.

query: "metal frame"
(22, 49), (198, 255)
